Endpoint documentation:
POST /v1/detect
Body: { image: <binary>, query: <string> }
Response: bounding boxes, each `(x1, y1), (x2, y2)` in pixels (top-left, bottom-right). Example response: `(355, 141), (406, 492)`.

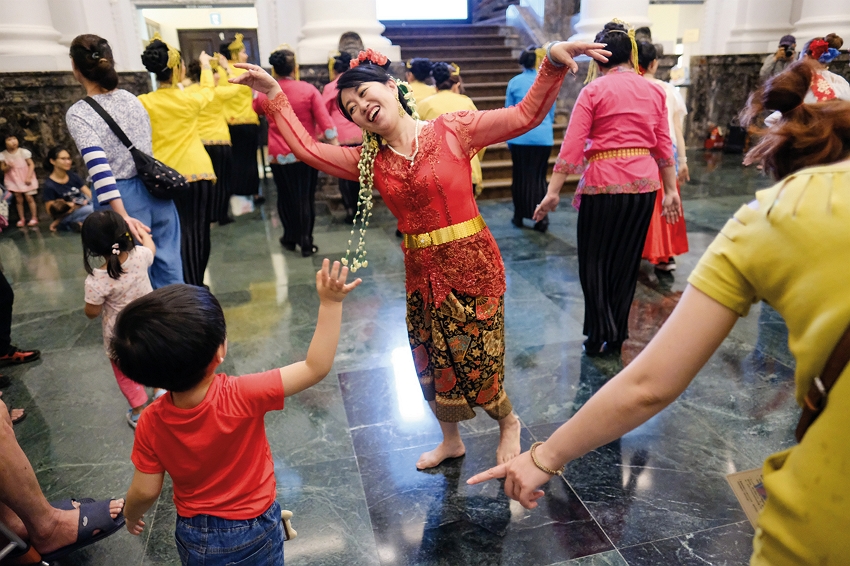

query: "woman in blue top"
(506, 46), (556, 232)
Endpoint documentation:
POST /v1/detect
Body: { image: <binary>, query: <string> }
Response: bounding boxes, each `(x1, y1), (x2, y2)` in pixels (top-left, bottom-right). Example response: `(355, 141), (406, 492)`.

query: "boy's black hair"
(111, 284), (227, 392)
(637, 40), (658, 71)
(335, 61), (414, 122)
(595, 22), (634, 68)
(81, 210), (134, 279)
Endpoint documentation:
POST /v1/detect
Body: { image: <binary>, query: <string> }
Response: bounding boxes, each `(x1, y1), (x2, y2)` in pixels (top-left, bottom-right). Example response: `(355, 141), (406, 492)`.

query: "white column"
(793, 0), (850, 48)
(297, 0), (399, 65)
(726, 0), (795, 54)
(254, 0), (303, 67)
(569, 0), (651, 43)
(0, 0), (68, 71)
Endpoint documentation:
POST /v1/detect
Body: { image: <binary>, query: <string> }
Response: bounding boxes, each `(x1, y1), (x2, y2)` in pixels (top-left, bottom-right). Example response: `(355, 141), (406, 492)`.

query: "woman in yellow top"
(471, 59), (850, 565)
(185, 56), (241, 225)
(220, 34), (263, 205)
(417, 62), (486, 194)
(139, 38), (215, 287)
(405, 58), (437, 104)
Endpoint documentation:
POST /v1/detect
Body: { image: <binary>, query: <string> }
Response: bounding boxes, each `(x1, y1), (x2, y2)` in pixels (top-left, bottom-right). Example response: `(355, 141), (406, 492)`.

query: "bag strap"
(795, 320), (850, 441)
(82, 96), (136, 150)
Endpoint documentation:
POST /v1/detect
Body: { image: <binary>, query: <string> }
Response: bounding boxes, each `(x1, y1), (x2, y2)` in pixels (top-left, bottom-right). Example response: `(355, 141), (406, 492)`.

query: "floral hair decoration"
(227, 33), (245, 60)
(341, 50), (417, 272)
(809, 38), (840, 64)
(148, 33), (181, 86)
(585, 19), (639, 84)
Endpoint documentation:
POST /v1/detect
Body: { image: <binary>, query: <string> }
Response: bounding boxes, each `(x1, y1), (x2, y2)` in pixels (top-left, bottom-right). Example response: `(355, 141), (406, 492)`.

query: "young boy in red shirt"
(116, 260), (360, 565)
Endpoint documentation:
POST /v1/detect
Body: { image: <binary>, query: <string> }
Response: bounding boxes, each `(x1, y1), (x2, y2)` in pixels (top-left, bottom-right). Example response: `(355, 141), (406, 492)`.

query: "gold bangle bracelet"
(530, 441), (564, 476)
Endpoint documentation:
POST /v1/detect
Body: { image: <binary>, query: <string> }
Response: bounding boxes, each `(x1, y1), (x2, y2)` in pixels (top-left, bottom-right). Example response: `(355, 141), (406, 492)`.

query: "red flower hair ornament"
(350, 49), (389, 69)
(809, 39), (829, 61)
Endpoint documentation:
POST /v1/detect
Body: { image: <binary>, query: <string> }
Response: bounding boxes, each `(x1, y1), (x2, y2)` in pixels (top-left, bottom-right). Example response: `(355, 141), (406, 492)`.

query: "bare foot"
(496, 413), (522, 465)
(416, 440), (466, 470)
(30, 498), (124, 555)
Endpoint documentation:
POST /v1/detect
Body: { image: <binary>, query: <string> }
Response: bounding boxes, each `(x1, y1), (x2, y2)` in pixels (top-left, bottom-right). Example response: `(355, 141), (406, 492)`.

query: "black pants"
(229, 124), (260, 197)
(174, 180), (213, 286)
(577, 192), (656, 344)
(0, 272), (12, 353)
(338, 178), (360, 218)
(271, 162), (319, 249)
(204, 144), (233, 223)
(509, 144), (551, 223)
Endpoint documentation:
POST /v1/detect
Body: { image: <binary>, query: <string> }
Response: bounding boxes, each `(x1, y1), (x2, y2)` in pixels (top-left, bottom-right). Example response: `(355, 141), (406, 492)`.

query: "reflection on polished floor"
(2, 152), (797, 565)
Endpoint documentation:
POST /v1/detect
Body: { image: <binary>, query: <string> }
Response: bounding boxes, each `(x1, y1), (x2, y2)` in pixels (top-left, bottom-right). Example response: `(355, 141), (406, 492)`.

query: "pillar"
(0, 0), (67, 71)
(568, 0), (651, 43)
(726, 0), (795, 54)
(793, 0), (850, 48)
(297, 0), (399, 65)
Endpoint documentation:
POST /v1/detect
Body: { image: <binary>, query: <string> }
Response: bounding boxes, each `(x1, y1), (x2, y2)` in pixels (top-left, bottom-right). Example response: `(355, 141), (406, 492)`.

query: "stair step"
(383, 25), (511, 37)
(385, 34), (520, 48)
(417, 57), (519, 71)
(463, 82), (511, 98)
(400, 45), (516, 57)
(484, 140), (564, 161)
(480, 175), (579, 199)
(459, 69), (523, 82)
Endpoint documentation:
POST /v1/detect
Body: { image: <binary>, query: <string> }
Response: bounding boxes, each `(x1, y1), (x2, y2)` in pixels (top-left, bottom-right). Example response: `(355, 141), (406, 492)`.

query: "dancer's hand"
(548, 42), (611, 74)
(316, 259), (362, 304)
(467, 451), (552, 509)
(230, 63), (282, 99)
(198, 51), (211, 68)
(662, 191), (682, 225)
(533, 193), (560, 222)
(677, 163), (690, 184)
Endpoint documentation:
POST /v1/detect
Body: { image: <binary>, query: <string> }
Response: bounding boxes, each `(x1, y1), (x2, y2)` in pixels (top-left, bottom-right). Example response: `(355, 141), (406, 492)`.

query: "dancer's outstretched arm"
(468, 285), (738, 508)
(443, 42), (610, 156)
(230, 65), (360, 181)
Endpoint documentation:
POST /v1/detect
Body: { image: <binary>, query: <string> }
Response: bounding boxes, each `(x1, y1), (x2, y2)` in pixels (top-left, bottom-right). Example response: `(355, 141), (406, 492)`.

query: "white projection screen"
(377, 0), (469, 21)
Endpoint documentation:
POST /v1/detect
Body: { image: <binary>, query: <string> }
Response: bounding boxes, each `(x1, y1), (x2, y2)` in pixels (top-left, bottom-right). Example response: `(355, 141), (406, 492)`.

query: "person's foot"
(126, 409), (141, 429)
(583, 339), (605, 357)
(301, 245), (318, 258)
(511, 217), (524, 228)
(532, 220), (548, 233)
(654, 258), (677, 272)
(0, 391), (25, 424)
(416, 439), (466, 470)
(27, 218), (38, 227)
(0, 346), (41, 366)
(279, 237), (296, 251)
(496, 412), (522, 465)
(602, 341), (623, 355)
(30, 499), (124, 556)
(253, 195), (266, 206)
(16, 219), (25, 228)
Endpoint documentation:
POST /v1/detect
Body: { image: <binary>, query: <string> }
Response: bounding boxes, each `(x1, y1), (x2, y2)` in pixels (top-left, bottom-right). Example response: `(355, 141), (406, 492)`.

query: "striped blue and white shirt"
(66, 90), (153, 204)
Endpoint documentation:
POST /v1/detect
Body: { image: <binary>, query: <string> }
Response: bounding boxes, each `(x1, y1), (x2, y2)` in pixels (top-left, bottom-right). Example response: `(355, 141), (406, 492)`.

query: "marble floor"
(1, 151), (797, 566)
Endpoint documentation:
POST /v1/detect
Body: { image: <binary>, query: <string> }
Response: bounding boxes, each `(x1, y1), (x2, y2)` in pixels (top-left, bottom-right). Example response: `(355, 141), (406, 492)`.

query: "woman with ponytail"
(253, 47), (338, 256)
(66, 34), (183, 289)
(472, 58), (850, 566)
(534, 20), (682, 357)
(231, 41), (611, 470)
(323, 51), (364, 223)
(139, 38), (216, 286)
(417, 62), (486, 195)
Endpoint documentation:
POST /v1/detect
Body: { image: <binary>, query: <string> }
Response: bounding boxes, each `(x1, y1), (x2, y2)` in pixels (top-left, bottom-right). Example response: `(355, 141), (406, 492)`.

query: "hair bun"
(603, 21), (627, 33)
(141, 40), (169, 73)
(762, 59), (813, 114)
(824, 33), (844, 50)
(431, 62), (451, 84)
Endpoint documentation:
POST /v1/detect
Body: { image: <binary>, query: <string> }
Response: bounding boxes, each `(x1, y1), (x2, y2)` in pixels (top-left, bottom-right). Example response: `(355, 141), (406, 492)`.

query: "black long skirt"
(338, 143), (361, 219)
(509, 144), (551, 221)
(203, 144), (233, 223)
(174, 180), (213, 286)
(577, 192), (656, 345)
(229, 124), (260, 197)
(271, 162), (319, 250)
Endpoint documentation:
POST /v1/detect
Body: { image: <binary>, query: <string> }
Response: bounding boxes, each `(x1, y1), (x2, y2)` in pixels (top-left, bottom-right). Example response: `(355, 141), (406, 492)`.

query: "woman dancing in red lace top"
(231, 42), (609, 469)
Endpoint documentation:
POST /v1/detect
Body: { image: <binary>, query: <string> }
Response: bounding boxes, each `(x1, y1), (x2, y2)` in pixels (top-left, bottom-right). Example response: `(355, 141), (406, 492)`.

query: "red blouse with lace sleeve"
(263, 58), (568, 306)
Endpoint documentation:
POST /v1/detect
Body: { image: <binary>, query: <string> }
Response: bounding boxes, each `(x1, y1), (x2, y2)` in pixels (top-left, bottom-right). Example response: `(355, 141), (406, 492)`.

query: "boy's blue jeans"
(175, 501), (284, 565)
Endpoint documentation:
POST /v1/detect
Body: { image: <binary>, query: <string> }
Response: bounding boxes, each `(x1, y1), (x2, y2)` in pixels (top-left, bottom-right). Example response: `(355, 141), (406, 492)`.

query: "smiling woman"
(228, 41), (611, 471)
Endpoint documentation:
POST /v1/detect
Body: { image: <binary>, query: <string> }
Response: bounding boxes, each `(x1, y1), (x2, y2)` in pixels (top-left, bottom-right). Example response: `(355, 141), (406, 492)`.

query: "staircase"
(383, 24), (567, 198)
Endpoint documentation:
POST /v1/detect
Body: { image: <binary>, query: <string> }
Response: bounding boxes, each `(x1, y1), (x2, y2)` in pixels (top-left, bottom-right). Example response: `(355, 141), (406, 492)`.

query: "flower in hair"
(350, 49), (388, 69)
(809, 39), (829, 60)
(111, 243), (120, 255)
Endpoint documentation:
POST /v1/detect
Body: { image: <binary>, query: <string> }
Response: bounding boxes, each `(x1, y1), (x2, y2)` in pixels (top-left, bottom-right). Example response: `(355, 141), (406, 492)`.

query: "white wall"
(140, 7), (259, 47)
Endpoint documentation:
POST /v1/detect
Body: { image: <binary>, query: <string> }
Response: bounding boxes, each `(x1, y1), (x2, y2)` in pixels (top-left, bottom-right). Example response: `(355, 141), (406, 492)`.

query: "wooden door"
(177, 29), (261, 66)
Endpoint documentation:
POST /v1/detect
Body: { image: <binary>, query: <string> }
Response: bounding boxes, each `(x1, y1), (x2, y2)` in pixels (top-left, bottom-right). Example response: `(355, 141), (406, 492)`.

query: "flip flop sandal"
(11, 408), (25, 425)
(39, 499), (125, 562)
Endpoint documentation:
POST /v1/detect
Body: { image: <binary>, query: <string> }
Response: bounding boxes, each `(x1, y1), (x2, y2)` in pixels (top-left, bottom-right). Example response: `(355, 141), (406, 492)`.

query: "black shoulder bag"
(82, 96), (188, 200)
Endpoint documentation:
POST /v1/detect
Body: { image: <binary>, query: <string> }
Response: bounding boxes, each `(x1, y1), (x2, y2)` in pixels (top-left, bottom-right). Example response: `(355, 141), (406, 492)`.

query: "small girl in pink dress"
(0, 133), (39, 227)
(81, 210), (164, 428)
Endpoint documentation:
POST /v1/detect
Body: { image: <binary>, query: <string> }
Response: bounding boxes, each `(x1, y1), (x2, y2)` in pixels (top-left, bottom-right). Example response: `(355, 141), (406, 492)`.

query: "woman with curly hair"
(230, 42), (610, 469)
(139, 37), (216, 286)
(472, 57), (850, 566)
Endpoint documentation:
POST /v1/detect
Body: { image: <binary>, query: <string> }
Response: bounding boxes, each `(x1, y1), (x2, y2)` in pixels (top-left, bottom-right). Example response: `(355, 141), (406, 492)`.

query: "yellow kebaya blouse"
(417, 90), (486, 188)
(408, 80), (437, 107)
(224, 66), (260, 126)
(688, 160), (850, 565)
(138, 69), (216, 182)
(185, 81), (241, 145)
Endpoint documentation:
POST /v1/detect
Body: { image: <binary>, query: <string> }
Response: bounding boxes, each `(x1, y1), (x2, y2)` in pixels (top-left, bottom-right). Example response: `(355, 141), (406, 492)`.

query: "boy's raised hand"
(316, 259), (361, 303)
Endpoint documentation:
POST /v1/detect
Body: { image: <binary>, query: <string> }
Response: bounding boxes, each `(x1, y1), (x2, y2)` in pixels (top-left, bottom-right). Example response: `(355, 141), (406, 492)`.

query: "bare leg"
(26, 196), (37, 221)
(496, 412), (522, 465)
(15, 194), (25, 225)
(416, 401), (466, 470)
(0, 399), (123, 555)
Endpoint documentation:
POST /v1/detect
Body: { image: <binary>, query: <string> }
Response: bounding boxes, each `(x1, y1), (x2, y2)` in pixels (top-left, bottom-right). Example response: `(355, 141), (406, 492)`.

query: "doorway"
(178, 29), (260, 65)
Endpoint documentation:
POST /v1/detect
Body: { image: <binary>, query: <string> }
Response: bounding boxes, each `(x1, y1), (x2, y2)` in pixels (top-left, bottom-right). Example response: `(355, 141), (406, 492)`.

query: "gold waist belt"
(403, 214), (487, 250)
(589, 148), (650, 162)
